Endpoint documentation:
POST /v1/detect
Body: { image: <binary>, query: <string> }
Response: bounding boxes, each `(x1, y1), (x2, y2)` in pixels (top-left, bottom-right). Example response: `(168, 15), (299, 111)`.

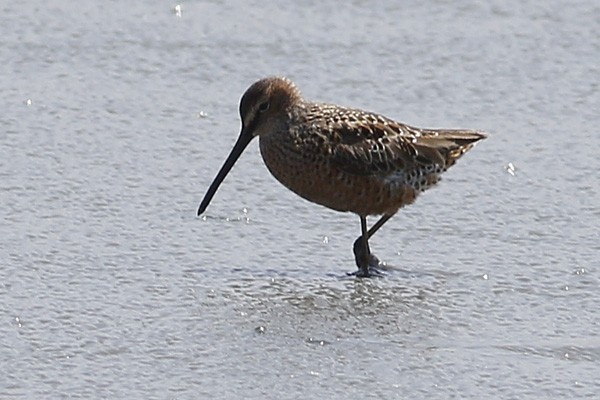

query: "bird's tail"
(416, 129), (487, 169)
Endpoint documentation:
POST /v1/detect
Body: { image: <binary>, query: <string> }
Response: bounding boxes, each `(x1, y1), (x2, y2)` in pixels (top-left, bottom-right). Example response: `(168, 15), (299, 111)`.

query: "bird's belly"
(259, 139), (418, 216)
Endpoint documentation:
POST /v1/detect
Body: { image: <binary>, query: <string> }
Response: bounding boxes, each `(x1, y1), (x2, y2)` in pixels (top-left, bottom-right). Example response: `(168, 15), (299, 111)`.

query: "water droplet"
(307, 337), (329, 346)
(504, 162), (516, 176)
(174, 4), (182, 17)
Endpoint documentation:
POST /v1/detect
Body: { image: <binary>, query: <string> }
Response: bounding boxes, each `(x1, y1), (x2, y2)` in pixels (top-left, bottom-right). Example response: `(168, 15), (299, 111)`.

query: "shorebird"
(198, 77), (486, 277)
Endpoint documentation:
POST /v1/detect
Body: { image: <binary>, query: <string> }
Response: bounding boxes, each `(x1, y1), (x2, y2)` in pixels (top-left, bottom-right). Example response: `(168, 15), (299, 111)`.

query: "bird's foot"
(346, 265), (385, 278)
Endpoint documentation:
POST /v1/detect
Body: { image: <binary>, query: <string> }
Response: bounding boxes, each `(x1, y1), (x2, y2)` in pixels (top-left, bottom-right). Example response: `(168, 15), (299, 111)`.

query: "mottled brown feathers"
(291, 103), (486, 178)
(240, 76), (486, 216)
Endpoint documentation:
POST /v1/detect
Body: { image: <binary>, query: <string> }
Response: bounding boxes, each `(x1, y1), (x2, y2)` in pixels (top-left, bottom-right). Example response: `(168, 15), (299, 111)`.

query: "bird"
(197, 77), (486, 277)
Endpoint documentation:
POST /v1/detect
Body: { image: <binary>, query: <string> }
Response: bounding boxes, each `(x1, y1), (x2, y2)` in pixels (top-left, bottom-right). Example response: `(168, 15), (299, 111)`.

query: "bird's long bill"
(197, 130), (253, 215)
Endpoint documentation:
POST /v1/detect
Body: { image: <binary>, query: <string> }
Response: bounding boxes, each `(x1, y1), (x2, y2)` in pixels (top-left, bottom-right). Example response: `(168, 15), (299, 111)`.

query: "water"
(1, 1), (599, 398)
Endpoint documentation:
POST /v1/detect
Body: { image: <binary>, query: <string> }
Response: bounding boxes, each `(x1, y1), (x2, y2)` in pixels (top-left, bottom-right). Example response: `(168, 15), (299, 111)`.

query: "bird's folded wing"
(328, 118), (447, 176)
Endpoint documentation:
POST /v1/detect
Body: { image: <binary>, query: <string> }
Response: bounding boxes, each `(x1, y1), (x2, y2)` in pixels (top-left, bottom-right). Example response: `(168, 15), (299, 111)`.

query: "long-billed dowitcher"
(198, 77), (486, 277)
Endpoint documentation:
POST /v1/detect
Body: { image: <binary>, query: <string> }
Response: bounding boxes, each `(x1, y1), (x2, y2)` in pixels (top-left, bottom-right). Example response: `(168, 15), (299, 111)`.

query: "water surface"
(1, 1), (599, 398)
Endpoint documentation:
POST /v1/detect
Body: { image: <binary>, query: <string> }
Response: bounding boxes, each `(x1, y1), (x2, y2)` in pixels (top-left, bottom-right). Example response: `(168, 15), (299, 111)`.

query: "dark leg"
(355, 216), (371, 276)
(351, 214), (395, 276)
(365, 214), (393, 239)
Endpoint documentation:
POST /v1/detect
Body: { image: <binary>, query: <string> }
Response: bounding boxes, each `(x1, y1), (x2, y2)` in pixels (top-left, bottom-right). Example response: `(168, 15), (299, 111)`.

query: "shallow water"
(1, 1), (599, 398)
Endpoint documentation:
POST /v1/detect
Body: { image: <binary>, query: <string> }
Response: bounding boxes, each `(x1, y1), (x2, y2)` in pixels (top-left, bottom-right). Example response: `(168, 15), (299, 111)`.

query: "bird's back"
(293, 103), (485, 177)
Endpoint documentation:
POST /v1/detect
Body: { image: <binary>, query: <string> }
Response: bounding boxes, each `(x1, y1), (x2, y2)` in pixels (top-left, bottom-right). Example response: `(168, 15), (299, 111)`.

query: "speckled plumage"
(198, 76), (487, 276)
(250, 77), (486, 216)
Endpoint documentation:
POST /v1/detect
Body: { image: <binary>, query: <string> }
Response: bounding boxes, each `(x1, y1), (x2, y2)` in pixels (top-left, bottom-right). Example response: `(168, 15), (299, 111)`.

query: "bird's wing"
(300, 105), (432, 175)
(298, 104), (486, 176)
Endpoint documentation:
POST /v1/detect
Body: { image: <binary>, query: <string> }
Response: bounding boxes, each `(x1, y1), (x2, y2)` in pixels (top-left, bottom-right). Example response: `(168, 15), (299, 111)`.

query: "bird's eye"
(258, 101), (270, 112)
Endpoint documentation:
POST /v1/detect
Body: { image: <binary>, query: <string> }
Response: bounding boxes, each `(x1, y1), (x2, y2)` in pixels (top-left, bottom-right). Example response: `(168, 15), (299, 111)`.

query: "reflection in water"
(214, 272), (449, 346)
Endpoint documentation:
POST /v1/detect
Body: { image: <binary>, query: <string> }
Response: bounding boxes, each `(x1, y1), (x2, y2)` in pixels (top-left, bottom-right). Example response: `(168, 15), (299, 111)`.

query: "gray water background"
(1, 1), (599, 399)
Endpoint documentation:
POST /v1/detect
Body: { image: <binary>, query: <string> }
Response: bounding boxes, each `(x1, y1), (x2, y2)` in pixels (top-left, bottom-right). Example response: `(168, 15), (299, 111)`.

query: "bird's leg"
(353, 216), (372, 276)
(351, 214), (394, 276)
